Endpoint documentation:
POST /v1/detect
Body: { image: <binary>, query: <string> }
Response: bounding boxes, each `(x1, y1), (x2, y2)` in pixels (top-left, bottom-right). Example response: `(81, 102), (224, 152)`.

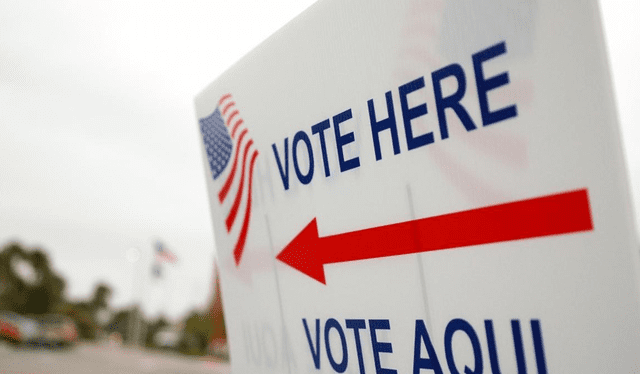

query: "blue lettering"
(292, 130), (314, 185)
(325, 318), (348, 373)
(333, 109), (360, 172)
(273, 41), (517, 194)
(511, 320), (527, 374)
(472, 41), (517, 126)
(531, 320), (548, 374)
(300, 317), (545, 374)
(303, 318), (321, 369)
(368, 91), (401, 161)
(486, 319), (548, 374)
(311, 119), (332, 177)
(271, 139), (290, 190)
(369, 319), (397, 374)
(413, 320), (444, 374)
(432, 63), (477, 140)
(484, 320), (502, 374)
(444, 319), (483, 374)
(346, 319), (367, 374)
(399, 77), (433, 151)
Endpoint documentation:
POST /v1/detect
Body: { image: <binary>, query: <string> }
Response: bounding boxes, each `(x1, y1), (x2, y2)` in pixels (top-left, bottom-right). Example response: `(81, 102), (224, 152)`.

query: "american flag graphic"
(199, 93), (259, 266)
(155, 241), (178, 264)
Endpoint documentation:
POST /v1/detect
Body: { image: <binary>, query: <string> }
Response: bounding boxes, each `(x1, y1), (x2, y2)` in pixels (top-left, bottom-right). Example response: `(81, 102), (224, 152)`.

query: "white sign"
(195, 1), (640, 373)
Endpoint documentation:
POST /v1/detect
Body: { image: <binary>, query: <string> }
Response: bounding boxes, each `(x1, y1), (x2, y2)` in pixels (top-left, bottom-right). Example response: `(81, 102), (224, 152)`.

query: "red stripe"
(226, 140), (254, 231)
(218, 129), (248, 203)
(323, 189), (594, 265)
(157, 253), (177, 263)
(234, 150), (259, 266)
(231, 119), (244, 139)
(227, 110), (239, 125)
(218, 94), (232, 106)
(222, 102), (236, 116)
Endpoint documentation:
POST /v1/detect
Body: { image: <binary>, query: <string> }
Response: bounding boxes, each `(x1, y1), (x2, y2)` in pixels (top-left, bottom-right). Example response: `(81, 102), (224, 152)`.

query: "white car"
(153, 328), (181, 349)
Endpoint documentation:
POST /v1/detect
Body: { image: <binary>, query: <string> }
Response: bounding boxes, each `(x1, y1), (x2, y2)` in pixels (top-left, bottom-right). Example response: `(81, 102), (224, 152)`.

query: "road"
(0, 341), (231, 374)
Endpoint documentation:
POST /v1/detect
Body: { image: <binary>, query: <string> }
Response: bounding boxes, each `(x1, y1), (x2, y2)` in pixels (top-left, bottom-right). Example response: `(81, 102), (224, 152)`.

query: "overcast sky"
(0, 0), (638, 320)
(0, 0), (317, 319)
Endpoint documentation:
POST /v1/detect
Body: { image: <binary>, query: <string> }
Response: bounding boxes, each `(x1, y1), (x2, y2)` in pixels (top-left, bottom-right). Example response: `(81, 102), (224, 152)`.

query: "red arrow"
(276, 189), (593, 284)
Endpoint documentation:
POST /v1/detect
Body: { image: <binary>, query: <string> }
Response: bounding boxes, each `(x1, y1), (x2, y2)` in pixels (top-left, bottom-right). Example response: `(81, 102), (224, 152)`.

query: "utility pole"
(126, 246), (144, 347)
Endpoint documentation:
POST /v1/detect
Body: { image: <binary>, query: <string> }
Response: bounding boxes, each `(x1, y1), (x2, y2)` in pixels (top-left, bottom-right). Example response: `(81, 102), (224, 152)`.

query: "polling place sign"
(195, 0), (640, 372)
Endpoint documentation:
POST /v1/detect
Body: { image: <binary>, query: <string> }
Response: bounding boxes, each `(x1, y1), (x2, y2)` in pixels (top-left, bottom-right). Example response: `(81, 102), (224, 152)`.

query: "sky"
(0, 0), (638, 320)
(0, 0), (318, 319)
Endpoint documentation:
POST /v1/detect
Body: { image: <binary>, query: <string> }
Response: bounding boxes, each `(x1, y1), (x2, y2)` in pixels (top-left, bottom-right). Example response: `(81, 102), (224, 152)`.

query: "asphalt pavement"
(0, 341), (231, 374)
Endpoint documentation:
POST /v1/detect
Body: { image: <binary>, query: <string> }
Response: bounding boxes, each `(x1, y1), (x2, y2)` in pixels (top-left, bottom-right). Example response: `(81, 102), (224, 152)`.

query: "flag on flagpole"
(199, 94), (259, 266)
(155, 241), (178, 264)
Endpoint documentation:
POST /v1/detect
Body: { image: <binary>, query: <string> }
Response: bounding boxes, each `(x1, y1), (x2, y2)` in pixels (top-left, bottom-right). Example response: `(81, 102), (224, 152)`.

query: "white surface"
(196, 1), (640, 373)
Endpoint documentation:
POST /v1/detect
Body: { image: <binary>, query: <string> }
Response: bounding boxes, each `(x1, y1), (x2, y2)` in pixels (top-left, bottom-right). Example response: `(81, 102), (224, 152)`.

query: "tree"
(91, 284), (111, 310)
(1, 242), (117, 341)
(0, 243), (29, 312)
(63, 283), (113, 340)
(179, 311), (212, 355)
(0, 243), (65, 315)
(106, 309), (131, 341)
(145, 316), (169, 348)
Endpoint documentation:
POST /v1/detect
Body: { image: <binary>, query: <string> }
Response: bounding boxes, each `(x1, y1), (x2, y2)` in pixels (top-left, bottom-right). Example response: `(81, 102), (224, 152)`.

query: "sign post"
(195, 1), (640, 372)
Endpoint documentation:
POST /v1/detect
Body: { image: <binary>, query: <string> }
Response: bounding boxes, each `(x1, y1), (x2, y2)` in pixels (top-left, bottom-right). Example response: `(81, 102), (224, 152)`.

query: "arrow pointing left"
(276, 189), (594, 285)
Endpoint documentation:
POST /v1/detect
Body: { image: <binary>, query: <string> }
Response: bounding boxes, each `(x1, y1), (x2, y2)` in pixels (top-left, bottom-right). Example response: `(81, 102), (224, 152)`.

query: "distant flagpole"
(126, 244), (150, 348)
(152, 240), (178, 317)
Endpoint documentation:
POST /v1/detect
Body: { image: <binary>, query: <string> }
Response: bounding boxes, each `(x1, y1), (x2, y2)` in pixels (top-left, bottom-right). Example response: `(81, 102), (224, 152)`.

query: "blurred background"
(0, 1), (317, 371)
(0, 0), (638, 372)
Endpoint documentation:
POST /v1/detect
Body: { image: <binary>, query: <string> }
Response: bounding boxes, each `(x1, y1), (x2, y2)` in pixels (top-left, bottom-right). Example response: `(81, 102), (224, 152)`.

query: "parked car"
(153, 328), (181, 349)
(33, 314), (78, 347)
(0, 311), (22, 343)
(0, 311), (77, 347)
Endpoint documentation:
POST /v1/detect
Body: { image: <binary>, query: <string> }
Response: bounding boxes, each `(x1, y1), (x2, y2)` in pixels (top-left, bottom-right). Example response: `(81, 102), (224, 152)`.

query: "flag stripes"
(201, 93), (259, 266)
(234, 151), (259, 265)
(231, 120), (244, 138)
(218, 129), (248, 203)
(226, 139), (255, 231)
(155, 241), (178, 264)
